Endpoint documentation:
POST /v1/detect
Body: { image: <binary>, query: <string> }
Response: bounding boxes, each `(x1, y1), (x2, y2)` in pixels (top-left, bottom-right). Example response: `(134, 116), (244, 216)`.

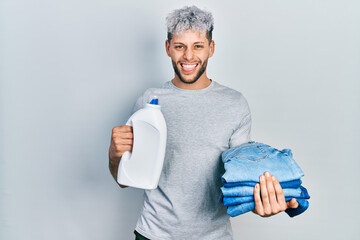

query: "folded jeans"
(221, 142), (304, 184)
(222, 185), (310, 206)
(221, 185), (308, 198)
(222, 179), (302, 188)
(226, 198), (310, 218)
(220, 142), (310, 218)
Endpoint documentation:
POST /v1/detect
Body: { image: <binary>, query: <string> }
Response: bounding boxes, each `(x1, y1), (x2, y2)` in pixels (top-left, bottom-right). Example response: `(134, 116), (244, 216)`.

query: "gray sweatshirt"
(132, 80), (251, 240)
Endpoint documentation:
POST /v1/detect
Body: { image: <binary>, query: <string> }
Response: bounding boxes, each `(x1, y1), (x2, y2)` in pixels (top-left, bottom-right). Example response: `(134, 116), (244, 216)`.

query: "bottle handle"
(120, 120), (133, 163)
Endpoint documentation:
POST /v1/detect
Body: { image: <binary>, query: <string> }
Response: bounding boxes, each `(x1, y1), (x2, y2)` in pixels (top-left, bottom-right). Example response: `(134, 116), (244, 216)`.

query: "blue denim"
(221, 185), (305, 198)
(226, 198), (309, 217)
(285, 199), (309, 217)
(222, 186), (310, 206)
(222, 179), (302, 188)
(221, 142), (304, 184)
(220, 141), (310, 218)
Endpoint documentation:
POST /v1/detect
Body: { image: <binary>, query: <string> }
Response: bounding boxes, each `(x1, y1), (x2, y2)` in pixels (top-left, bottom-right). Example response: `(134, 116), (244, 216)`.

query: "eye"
(195, 45), (204, 49)
(175, 46), (183, 49)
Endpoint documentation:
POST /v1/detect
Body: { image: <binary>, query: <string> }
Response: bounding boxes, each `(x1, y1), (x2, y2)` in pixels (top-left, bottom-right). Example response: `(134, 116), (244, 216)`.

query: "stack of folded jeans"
(220, 141), (310, 217)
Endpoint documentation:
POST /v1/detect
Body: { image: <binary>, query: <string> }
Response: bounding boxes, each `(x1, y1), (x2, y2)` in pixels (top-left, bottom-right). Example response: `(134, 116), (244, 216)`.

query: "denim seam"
(228, 141), (258, 156)
(223, 147), (242, 163)
(224, 142), (254, 160)
(224, 143), (263, 162)
(228, 145), (268, 162)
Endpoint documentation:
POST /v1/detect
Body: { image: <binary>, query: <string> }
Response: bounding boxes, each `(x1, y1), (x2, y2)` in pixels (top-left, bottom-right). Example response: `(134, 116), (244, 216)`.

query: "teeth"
(182, 64), (197, 69)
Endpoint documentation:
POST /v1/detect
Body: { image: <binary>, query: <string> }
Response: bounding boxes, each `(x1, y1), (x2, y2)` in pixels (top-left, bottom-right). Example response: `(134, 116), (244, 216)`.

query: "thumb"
(287, 198), (299, 209)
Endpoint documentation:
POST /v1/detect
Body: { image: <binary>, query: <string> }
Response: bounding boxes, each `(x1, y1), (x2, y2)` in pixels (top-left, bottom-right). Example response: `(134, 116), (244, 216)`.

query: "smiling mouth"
(180, 63), (198, 73)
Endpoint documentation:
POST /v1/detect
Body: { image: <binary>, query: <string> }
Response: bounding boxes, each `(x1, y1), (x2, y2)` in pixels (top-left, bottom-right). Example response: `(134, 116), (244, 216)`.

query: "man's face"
(166, 29), (215, 84)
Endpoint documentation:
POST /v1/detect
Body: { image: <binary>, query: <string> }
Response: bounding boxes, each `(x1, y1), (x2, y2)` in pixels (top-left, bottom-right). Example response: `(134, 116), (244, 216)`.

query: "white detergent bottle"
(117, 96), (167, 189)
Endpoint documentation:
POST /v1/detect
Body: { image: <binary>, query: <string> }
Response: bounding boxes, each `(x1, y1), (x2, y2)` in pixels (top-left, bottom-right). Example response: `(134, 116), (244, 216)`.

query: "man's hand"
(109, 125), (133, 160)
(108, 125), (133, 187)
(253, 171), (299, 217)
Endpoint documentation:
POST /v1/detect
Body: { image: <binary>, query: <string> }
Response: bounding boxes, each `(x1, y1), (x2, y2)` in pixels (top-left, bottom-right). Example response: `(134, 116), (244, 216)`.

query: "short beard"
(172, 59), (208, 84)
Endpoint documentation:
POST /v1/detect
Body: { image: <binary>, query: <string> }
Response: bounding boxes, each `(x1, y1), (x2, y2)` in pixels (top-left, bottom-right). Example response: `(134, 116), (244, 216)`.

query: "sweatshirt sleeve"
(229, 95), (252, 148)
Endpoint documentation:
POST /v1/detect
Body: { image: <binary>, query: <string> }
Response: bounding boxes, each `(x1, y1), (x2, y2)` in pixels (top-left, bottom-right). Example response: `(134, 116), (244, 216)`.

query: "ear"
(165, 40), (171, 57)
(209, 40), (215, 58)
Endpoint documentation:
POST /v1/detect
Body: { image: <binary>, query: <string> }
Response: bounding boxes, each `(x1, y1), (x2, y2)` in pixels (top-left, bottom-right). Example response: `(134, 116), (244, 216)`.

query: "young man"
(109, 6), (299, 240)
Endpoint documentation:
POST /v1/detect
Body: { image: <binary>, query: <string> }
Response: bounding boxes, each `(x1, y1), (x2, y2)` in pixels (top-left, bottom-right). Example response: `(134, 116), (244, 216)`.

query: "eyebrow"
(173, 42), (205, 44)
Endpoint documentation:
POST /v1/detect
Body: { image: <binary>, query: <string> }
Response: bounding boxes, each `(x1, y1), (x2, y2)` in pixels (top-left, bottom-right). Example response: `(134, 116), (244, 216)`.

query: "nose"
(183, 48), (194, 61)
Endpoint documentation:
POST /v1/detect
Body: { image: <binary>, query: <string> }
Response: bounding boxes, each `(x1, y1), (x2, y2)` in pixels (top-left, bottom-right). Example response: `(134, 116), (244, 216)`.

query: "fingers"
(111, 125), (134, 141)
(109, 125), (134, 159)
(259, 173), (272, 216)
(111, 138), (133, 151)
(272, 176), (287, 211)
(112, 125), (133, 138)
(112, 137), (133, 145)
(112, 125), (133, 133)
(264, 172), (278, 212)
(253, 183), (264, 215)
(254, 172), (288, 217)
(287, 198), (299, 209)
(109, 139), (133, 159)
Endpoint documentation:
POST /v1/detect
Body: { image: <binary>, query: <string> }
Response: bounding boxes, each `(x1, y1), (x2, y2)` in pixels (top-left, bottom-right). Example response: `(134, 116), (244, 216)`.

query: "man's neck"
(171, 74), (212, 90)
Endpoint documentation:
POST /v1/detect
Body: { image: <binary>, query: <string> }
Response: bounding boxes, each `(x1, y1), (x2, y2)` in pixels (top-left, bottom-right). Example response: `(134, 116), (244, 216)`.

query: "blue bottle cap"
(149, 96), (159, 105)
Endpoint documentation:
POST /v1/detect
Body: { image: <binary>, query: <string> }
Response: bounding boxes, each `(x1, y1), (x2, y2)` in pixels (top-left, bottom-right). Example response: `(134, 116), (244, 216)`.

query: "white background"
(1, 0), (359, 239)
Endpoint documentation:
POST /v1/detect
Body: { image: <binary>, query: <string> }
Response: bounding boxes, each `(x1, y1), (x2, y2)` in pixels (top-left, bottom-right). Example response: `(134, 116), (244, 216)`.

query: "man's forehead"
(171, 29), (208, 43)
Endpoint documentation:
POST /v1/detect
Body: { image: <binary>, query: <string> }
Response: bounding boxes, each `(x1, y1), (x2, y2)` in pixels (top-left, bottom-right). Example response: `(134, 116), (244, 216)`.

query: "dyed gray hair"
(166, 5), (214, 44)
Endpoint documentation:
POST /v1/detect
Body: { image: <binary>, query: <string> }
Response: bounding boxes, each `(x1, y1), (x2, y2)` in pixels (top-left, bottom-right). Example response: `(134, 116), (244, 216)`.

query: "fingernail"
(255, 184), (258, 189)
(260, 175), (265, 181)
(265, 172), (270, 177)
(272, 176), (276, 181)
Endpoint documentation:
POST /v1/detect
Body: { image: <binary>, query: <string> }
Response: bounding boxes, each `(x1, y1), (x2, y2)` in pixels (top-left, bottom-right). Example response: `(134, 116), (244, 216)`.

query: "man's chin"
(179, 76), (198, 84)
(172, 61), (207, 85)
